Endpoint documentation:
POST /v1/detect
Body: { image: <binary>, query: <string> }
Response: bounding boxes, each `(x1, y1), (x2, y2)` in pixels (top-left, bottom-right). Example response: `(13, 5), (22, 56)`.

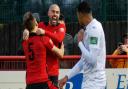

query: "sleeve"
(38, 22), (45, 28)
(78, 27), (101, 66)
(42, 36), (54, 51)
(112, 49), (119, 55)
(45, 24), (66, 43)
(66, 58), (83, 79)
(17, 38), (24, 55)
(22, 40), (28, 55)
(22, 40), (27, 49)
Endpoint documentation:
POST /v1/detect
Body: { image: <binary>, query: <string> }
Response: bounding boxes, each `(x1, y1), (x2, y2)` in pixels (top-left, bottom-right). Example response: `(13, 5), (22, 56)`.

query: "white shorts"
(81, 80), (106, 89)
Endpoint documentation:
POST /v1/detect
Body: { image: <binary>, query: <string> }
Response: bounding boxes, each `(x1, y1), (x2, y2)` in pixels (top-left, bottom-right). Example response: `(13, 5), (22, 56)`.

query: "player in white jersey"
(59, 1), (106, 89)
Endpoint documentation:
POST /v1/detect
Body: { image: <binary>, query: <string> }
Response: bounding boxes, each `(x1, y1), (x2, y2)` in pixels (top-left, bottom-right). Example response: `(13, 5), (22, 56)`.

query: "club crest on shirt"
(89, 37), (98, 44)
(92, 26), (96, 29)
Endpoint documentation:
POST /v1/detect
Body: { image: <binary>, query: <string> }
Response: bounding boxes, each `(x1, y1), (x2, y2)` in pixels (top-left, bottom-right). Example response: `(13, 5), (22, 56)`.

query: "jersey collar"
(85, 18), (96, 30)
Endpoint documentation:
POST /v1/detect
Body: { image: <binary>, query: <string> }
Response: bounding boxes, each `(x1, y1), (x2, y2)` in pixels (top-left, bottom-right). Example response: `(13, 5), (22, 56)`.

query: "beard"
(49, 17), (59, 26)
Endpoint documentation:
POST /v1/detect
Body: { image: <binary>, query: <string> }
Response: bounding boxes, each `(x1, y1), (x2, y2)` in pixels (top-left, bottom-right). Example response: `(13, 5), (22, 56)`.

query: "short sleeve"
(41, 36), (54, 50)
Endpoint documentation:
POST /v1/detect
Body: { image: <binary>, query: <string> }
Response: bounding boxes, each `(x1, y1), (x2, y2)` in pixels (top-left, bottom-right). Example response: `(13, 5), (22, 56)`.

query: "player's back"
(22, 33), (48, 84)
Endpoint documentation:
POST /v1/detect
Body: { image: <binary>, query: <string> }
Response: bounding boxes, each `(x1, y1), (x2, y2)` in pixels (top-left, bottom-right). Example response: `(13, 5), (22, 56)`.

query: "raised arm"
(59, 58), (83, 88)
(38, 22), (66, 43)
(45, 26), (66, 43)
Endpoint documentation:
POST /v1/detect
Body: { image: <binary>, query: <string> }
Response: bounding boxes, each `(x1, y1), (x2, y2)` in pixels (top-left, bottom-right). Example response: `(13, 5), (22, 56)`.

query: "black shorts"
(26, 81), (58, 89)
(49, 76), (58, 87)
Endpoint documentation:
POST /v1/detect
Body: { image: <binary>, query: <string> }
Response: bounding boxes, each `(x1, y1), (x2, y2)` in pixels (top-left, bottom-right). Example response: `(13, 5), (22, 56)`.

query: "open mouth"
(50, 16), (59, 25)
(52, 16), (58, 20)
(52, 19), (57, 23)
(51, 17), (58, 23)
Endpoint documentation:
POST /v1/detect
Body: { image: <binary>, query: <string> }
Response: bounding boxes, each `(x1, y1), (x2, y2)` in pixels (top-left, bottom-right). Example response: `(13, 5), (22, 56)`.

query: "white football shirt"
(67, 19), (106, 89)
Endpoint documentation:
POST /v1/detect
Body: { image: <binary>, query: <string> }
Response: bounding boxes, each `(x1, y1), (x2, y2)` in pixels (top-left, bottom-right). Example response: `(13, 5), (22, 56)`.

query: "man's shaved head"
(48, 4), (60, 26)
(48, 4), (60, 12)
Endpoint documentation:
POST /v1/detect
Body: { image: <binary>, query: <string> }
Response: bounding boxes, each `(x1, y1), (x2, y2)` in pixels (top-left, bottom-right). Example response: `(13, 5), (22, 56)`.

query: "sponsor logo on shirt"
(90, 37), (98, 44)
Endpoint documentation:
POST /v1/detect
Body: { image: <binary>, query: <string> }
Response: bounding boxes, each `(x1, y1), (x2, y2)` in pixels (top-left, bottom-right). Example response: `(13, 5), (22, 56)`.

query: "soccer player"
(23, 4), (66, 87)
(22, 12), (64, 89)
(59, 1), (106, 89)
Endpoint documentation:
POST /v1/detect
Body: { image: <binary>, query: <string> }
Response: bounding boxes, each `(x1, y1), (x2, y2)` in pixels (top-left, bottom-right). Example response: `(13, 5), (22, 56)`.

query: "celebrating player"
(22, 12), (64, 89)
(23, 4), (66, 87)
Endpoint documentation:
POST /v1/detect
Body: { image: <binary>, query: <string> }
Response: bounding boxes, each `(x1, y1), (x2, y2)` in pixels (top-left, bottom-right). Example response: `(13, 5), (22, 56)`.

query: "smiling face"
(48, 4), (60, 26)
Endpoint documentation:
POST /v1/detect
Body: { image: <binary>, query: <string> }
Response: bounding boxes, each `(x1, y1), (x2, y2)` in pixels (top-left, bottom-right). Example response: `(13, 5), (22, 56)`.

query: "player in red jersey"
(23, 4), (66, 87)
(37, 4), (66, 87)
(22, 12), (64, 89)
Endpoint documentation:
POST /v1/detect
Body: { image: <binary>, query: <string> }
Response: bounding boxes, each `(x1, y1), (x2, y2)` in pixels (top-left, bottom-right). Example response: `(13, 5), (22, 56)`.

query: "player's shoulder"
(88, 25), (102, 36)
(41, 36), (50, 43)
(57, 23), (66, 32)
(22, 40), (28, 45)
(89, 20), (102, 32)
(42, 35), (49, 39)
(92, 19), (103, 30)
(59, 23), (65, 26)
(38, 21), (48, 27)
(57, 23), (65, 29)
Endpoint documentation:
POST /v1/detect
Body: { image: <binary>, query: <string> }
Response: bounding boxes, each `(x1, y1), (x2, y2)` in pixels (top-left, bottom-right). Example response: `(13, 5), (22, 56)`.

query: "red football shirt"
(22, 33), (54, 84)
(38, 22), (66, 76)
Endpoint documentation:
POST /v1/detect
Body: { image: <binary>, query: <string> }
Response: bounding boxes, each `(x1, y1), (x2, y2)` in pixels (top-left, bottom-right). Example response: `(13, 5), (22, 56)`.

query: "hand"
(36, 28), (45, 35)
(117, 46), (122, 53)
(77, 29), (84, 43)
(23, 29), (29, 40)
(120, 45), (128, 53)
(59, 76), (68, 89)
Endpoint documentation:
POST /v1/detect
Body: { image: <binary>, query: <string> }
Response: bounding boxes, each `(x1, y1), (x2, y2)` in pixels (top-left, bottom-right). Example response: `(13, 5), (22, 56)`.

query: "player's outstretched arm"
(37, 26), (66, 43)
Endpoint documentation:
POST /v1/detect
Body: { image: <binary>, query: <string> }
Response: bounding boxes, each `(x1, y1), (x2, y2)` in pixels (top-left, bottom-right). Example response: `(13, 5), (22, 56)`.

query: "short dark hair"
(77, 1), (92, 14)
(23, 12), (36, 32)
